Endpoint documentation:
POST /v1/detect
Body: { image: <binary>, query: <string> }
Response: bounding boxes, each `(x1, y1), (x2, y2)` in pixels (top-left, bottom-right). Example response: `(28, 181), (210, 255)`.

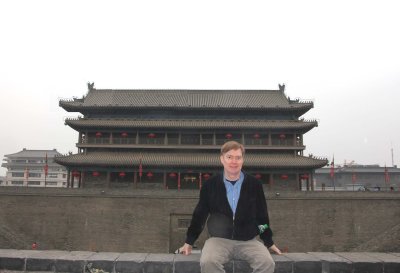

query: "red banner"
(139, 157), (143, 177)
(384, 166), (390, 184)
(44, 153), (48, 177)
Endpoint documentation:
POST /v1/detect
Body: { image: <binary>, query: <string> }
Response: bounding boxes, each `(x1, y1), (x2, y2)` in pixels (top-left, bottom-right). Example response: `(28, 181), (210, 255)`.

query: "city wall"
(1, 249), (399, 273)
(0, 188), (399, 253)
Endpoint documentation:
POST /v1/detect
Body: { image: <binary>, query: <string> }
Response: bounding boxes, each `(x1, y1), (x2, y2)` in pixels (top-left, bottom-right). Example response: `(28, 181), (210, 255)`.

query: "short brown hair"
(220, 141), (245, 155)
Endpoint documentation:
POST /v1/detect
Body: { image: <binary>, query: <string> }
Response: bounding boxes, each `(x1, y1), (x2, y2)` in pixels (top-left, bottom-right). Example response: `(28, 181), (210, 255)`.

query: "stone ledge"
(0, 249), (399, 273)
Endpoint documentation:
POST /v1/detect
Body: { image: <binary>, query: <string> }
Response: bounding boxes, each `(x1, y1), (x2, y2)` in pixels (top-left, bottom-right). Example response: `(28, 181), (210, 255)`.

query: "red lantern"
(147, 133), (156, 138)
(255, 173), (262, 180)
(169, 172), (177, 178)
(72, 171), (80, 177)
(147, 172), (154, 178)
(121, 132), (128, 137)
(95, 132), (102, 138)
(253, 133), (260, 139)
(279, 134), (286, 139)
(300, 174), (309, 179)
(225, 133), (233, 139)
(119, 172), (126, 178)
(203, 173), (210, 179)
(92, 171), (100, 177)
(281, 174), (288, 180)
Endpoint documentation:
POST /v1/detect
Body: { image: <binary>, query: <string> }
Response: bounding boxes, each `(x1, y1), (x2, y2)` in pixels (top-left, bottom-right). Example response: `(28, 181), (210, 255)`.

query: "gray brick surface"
(1, 190), (399, 254)
(364, 253), (400, 273)
(309, 252), (352, 273)
(233, 259), (252, 273)
(0, 250), (399, 273)
(336, 252), (383, 273)
(0, 249), (30, 271)
(144, 254), (174, 273)
(25, 250), (69, 272)
(86, 252), (120, 273)
(174, 254), (201, 273)
(115, 253), (148, 273)
(284, 253), (321, 273)
(272, 254), (293, 273)
(55, 251), (95, 273)
(222, 261), (234, 273)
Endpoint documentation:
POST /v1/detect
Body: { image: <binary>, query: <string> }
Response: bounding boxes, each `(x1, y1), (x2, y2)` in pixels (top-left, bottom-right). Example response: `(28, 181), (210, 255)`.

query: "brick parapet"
(1, 189), (399, 253)
(1, 249), (399, 273)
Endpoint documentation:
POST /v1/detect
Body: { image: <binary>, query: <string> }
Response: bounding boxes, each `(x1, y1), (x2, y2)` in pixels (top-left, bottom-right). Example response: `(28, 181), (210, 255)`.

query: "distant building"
(0, 176), (5, 186)
(1, 149), (68, 187)
(55, 84), (327, 190)
(314, 164), (400, 191)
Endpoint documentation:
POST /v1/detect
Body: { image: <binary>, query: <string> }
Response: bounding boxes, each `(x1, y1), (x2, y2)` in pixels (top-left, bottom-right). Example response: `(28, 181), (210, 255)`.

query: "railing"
(78, 141), (306, 148)
(311, 185), (399, 192)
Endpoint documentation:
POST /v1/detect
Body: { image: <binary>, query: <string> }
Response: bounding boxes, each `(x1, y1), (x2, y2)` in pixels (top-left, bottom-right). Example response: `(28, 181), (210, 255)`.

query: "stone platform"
(1, 249), (400, 273)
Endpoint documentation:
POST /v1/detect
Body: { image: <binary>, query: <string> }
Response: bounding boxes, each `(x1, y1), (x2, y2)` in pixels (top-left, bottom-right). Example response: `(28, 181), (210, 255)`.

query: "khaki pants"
(200, 237), (275, 273)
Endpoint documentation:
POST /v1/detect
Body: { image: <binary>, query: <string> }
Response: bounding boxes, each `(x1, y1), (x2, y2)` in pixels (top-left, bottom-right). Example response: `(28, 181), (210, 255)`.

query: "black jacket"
(185, 172), (274, 247)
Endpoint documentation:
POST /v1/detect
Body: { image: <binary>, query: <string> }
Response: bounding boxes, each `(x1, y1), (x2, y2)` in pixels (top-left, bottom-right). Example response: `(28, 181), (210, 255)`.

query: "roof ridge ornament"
(87, 82), (95, 91)
(278, 83), (285, 92)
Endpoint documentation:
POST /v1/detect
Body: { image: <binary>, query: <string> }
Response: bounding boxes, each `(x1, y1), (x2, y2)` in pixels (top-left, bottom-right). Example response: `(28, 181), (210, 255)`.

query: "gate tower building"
(55, 83), (327, 190)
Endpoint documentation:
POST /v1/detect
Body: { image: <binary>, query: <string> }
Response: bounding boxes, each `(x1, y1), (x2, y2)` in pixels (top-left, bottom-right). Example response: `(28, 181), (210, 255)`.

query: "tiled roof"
(317, 166), (400, 174)
(65, 118), (318, 131)
(55, 151), (327, 169)
(4, 149), (61, 158)
(60, 89), (313, 111)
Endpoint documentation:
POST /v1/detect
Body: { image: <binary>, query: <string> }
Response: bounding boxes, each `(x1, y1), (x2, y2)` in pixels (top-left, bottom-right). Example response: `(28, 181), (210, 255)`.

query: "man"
(179, 141), (281, 273)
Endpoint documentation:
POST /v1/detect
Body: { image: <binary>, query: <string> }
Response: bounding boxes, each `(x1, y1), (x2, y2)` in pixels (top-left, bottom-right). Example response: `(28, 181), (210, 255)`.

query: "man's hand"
(178, 243), (192, 255)
(269, 244), (282, 255)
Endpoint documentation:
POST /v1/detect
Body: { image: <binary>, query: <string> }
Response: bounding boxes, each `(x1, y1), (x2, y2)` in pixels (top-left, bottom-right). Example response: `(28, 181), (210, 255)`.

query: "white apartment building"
(1, 149), (67, 187)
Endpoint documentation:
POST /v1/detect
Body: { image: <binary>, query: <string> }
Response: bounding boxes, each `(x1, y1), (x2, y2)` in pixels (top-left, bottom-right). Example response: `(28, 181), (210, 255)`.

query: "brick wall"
(0, 188), (399, 253)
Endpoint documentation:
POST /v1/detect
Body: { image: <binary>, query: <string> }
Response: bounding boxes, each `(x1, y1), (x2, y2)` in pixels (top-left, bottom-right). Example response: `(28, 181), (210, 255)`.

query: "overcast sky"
(1, 0), (399, 175)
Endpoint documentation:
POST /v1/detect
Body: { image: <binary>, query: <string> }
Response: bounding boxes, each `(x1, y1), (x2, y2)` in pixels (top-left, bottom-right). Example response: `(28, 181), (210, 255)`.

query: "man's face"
(220, 148), (244, 178)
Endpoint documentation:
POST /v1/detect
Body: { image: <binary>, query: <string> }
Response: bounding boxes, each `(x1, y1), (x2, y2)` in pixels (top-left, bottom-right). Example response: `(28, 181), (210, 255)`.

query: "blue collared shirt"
(223, 171), (244, 216)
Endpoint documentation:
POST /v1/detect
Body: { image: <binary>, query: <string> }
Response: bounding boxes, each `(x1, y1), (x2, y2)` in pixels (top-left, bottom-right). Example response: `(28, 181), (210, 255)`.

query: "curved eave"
(54, 152), (328, 169)
(59, 101), (313, 113)
(59, 101), (85, 113)
(65, 119), (318, 132)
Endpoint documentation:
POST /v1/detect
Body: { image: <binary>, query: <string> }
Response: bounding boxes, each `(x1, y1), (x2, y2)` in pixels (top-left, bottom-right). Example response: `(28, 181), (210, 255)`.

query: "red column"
(71, 171), (74, 188)
(269, 174), (273, 190)
(178, 172), (181, 190)
(80, 171), (85, 188)
(297, 173), (301, 191)
(199, 173), (202, 189)
(67, 170), (71, 188)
